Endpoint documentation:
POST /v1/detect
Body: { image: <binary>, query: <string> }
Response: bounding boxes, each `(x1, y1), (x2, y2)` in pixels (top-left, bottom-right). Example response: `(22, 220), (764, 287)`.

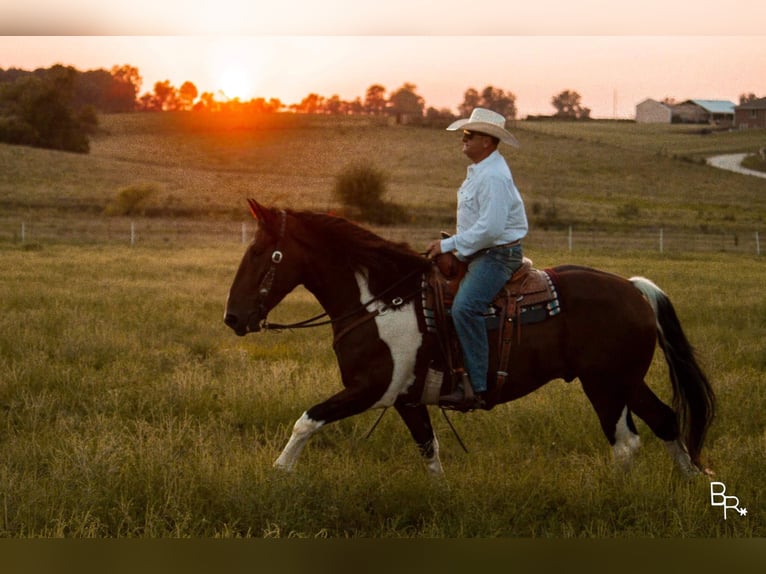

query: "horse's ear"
(247, 199), (280, 235)
(247, 198), (265, 221)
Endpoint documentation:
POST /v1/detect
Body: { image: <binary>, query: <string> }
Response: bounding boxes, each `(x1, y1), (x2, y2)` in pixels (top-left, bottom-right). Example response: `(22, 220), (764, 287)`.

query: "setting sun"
(216, 64), (257, 101)
(205, 38), (263, 101)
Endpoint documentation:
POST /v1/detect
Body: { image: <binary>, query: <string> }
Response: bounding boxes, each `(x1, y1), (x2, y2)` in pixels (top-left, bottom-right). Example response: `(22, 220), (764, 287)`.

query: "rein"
(254, 210), (426, 335)
(263, 269), (425, 334)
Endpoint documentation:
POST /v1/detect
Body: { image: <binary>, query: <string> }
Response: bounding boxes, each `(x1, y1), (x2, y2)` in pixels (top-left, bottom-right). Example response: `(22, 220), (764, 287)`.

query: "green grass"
(0, 113), (763, 537)
(0, 243), (762, 537)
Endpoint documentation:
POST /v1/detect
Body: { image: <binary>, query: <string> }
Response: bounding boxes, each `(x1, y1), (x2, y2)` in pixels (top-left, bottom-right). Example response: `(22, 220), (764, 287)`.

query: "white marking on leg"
(273, 412), (324, 471)
(354, 272), (423, 408)
(424, 436), (444, 477)
(612, 406), (641, 471)
(664, 439), (700, 477)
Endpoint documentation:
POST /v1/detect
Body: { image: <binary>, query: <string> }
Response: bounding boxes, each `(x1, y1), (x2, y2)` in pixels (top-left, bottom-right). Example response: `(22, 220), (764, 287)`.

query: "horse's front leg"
(273, 411), (324, 471)
(273, 385), (381, 471)
(394, 401), (443, 476)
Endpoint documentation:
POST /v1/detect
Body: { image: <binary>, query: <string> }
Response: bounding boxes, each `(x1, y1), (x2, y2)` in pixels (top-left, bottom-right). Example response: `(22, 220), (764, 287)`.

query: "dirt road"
(707, 153), (766, 179)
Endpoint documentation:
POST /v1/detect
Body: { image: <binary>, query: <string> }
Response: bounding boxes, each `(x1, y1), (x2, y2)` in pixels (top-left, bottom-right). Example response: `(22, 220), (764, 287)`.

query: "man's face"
(461, 130), (494, 162)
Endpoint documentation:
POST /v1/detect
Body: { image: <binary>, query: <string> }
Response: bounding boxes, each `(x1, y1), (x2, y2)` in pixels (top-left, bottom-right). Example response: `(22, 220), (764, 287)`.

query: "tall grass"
(0, 243), (762, 537)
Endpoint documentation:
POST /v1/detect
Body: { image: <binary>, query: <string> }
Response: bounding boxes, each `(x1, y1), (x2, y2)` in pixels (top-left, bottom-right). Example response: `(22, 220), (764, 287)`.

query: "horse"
(224, 200), (716, 477)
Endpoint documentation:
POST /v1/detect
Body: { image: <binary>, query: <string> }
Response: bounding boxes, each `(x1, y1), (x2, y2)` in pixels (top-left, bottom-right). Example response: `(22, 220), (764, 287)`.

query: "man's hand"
(426, 240), (443, 259)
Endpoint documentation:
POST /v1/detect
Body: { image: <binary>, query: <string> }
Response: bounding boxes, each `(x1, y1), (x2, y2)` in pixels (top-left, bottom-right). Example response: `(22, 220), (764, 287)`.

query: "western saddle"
(421, 252), (560, 407)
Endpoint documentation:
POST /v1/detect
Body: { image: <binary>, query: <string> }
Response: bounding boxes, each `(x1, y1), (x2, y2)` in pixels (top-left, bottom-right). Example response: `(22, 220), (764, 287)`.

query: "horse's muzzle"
(224, 313), (261, 336)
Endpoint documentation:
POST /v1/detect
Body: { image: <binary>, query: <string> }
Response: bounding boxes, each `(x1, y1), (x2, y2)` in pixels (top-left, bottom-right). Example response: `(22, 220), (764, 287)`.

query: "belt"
(470, 240), (522, 260)
(493, 240), (521, 248)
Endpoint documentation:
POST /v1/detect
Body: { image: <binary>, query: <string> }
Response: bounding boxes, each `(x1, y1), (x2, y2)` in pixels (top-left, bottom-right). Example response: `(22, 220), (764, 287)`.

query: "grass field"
(0, 242), (763, 537)
(0, 113), (764, 538)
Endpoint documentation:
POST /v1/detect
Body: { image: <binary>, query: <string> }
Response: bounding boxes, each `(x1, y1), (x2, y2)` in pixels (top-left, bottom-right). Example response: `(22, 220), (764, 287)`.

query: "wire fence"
(0, 217), (762, 256)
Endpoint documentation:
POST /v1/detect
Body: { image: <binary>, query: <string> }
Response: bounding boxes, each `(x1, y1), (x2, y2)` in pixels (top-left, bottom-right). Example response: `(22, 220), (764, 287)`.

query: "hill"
(0, 112), (763, 245)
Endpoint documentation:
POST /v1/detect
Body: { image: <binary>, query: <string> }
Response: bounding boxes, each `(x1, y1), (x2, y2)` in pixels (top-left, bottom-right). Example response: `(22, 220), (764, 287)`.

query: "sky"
(2, 1), (765, 119)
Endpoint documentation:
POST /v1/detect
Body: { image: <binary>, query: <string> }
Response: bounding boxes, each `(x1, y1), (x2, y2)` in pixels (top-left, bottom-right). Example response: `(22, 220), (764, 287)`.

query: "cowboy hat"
(446, 107), (520, 147)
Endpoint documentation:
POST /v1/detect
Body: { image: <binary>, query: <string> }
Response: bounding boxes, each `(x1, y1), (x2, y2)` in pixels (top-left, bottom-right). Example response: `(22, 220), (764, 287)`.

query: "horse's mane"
(289, 209), (430, 294)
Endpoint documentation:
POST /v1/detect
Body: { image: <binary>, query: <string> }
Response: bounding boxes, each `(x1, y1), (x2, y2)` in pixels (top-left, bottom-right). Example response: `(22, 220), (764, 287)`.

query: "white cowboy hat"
(446, 107), (520, 147)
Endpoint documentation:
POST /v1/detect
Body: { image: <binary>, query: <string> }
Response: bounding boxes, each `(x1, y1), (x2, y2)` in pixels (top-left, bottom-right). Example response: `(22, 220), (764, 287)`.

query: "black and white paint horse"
(224, 201), (715, 477)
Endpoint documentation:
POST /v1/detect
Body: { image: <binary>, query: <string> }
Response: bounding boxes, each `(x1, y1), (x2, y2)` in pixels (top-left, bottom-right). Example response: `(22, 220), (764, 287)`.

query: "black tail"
(631, 277), (716, 468)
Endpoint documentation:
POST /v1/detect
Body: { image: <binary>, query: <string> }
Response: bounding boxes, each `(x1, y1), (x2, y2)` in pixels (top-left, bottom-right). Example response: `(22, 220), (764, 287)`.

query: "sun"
(216, 64), (257, 101)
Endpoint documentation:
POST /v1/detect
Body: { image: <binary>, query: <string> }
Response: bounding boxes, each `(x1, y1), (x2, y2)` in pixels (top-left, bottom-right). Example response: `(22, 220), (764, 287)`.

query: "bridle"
(251, 209), (288, 329)
(249, 209), (425, 335)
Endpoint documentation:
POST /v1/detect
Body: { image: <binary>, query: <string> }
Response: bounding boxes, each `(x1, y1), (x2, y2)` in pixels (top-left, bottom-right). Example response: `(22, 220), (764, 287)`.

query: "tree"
(551, 90), (591, 120)
(151, 80), (180, 111)
(479, 86), (517, 119)
(177, 81), (198, 111)
(458, 88), (481, 117)
(293, 93), (325, 114)
(0, 74), (91, 152)
(325, 94), (343, 115)
(388, 83), (425, 124)
(739, 93), (758, 104)
(424, 106), (455, 127)
(194, 91), (219, 112)
(364, 84), (387, 115)
(459, 86), (517, 119)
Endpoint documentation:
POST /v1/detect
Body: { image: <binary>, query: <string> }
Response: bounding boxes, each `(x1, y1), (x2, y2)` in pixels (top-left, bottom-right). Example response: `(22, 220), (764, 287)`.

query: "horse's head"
(224, 200), (304, 336)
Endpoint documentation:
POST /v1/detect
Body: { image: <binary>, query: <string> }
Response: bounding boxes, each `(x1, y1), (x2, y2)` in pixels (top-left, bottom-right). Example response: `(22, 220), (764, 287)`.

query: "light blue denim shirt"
(440, 150), (528, 259)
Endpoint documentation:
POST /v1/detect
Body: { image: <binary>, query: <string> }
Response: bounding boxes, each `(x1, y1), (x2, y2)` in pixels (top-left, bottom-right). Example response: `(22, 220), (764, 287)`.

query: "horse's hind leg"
(627, 380), (698, 476)
(394, 401), (443, 476)
(581, 377), (641, 471)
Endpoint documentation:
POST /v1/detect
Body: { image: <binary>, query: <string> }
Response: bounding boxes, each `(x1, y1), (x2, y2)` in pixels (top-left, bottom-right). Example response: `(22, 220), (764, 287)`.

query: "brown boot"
(439, 389), (486, 411)
(439, 388), (467, 406)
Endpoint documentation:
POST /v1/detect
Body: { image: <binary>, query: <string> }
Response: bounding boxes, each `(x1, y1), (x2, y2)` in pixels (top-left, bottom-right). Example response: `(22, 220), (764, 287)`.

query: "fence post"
(757, 231), (761, 256)
(568, 226), (573, 252)
(130, 221), (135, 246)
(659, 228), (664, 254)
(21, 222), (26, 243)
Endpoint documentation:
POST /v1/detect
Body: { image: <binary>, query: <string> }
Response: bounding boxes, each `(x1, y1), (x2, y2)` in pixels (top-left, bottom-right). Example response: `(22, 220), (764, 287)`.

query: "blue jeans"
(451, 244), (524, 393)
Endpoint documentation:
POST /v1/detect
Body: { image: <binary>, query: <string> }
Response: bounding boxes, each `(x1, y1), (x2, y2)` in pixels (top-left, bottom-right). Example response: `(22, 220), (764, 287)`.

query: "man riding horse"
(426, 108), (527, 410)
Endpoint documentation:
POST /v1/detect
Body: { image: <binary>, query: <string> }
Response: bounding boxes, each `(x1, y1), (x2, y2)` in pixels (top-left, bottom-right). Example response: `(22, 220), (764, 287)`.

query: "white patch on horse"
(630, 276), (666, 337)
(355, 272), (422, 408)
(274, 411), (324, 471)
(612, 406), (641, 471)
(425, 436), (444, 476)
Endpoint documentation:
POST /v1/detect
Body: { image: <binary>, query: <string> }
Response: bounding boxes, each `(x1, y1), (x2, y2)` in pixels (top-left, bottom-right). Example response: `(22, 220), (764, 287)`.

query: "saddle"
(421, 252), (561, 406)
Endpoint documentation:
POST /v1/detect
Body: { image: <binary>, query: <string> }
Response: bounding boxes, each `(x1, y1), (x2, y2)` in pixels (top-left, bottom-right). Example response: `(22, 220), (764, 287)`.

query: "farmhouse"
(635, 98), (672, 123)
(634, 98), (736, 125)
(734, 97), (766, 129)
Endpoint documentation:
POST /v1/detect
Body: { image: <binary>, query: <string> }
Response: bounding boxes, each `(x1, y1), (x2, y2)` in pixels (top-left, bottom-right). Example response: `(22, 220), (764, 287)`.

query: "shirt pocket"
(457, 186), (479, 218)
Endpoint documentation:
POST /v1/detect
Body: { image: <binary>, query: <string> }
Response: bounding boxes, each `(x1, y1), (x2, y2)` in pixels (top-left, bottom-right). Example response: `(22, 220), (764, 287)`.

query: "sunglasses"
(462, 130), (485, 141)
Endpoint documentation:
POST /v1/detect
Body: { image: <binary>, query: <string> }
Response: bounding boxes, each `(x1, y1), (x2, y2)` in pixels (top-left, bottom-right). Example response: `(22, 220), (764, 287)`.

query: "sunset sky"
(2, 1), (765, 118)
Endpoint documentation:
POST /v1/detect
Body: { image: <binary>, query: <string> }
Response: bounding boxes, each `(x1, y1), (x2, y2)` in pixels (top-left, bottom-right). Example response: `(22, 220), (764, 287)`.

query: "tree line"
(0, 63), (601, 153)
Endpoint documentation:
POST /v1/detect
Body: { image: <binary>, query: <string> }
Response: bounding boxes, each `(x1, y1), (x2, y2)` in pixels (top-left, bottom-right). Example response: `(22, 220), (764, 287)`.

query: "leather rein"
(253, 210), (425, 342)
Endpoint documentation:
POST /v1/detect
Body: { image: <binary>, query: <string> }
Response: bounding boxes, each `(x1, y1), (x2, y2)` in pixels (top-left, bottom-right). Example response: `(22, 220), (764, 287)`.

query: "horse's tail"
(630, 276), (716, 468)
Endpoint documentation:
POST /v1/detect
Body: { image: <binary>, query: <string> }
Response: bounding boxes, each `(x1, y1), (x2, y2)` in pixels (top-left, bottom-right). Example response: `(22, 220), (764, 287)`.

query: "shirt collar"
(467, 149), (499, 175)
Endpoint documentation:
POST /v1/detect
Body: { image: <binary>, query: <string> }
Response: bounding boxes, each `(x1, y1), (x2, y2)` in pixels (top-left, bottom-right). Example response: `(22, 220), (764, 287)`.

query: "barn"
(634, 98), (736, 125)
(735, 97), (766, 129)
(635, 98), (672, 123)
(671, 100), (736, 125)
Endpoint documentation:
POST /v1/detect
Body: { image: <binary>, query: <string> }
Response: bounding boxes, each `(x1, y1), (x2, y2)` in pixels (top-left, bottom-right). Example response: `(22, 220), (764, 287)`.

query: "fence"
(0, 217), (762, 256)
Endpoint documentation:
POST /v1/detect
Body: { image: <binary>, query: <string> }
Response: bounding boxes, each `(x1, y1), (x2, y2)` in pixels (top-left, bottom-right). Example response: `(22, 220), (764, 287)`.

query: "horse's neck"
(303, 266), (372, 320)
